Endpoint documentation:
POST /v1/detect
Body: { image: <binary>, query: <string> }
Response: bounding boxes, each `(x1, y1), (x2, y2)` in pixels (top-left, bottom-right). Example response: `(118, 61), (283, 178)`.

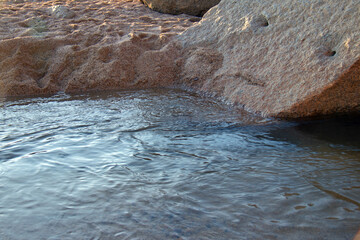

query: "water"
(0, 89), (359, 240)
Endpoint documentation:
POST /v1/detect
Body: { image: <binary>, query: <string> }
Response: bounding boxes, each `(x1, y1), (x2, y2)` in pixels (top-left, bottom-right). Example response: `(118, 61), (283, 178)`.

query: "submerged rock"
(177, 0), (360, 118)
(140, 0), (220, 16)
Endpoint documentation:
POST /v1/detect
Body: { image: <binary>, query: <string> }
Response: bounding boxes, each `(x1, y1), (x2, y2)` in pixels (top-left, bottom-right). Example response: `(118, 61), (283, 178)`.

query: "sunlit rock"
(1, 0), (359, 119)
(177, 0), (360, 118)
(0, 0), (194, 97)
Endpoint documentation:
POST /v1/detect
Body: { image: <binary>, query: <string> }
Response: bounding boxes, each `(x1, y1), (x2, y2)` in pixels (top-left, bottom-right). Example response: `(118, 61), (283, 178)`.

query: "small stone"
(19, 28), (39, 37)
(49, 5), (75, 19)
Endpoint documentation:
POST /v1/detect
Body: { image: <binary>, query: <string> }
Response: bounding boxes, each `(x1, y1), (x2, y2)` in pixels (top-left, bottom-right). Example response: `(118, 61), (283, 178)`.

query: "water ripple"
(0, 89), (359, 240)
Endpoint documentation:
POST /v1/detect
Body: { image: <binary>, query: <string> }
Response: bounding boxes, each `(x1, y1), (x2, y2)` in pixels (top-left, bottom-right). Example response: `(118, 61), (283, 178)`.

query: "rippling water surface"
(0, 89), (359, 240)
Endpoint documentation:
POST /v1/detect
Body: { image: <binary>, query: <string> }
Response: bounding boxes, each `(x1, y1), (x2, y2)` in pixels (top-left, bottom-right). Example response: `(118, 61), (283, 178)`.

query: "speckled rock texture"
(1, 0), (359, 119)
(177, 0), (360, 118)
(140, 0), (220, 16)
(0, 0), (195, 97)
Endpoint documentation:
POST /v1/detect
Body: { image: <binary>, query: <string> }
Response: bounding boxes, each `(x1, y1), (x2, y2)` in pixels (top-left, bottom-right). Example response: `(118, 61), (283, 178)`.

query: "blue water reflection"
(0, 89), (359, 240)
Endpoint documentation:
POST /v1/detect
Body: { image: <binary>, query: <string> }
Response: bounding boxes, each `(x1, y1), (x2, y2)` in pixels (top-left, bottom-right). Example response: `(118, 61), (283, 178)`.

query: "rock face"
(0, 0), (195, 97)
(140, 0), (220, 16)
(177, 0), (360, 118)
(1, 0), (360, 119)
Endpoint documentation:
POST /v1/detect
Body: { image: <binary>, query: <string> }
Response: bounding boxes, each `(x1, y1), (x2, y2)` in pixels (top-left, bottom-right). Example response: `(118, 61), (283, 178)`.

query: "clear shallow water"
(0, 89), (359, 240)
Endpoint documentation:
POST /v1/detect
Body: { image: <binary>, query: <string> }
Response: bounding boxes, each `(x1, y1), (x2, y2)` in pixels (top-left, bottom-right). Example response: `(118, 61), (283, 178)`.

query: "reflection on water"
(0, 89), (359, 240)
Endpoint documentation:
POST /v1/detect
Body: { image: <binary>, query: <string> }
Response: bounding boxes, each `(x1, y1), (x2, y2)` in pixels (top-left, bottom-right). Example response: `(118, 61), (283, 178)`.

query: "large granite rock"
(177, 0), (360, 118)
(0, 0), (194, 97)
(140, 0), (221, 16)
(2, 0), (360, 120)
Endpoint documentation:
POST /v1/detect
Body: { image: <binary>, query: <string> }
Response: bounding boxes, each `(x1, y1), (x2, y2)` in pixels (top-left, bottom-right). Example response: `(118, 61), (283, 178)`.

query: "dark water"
(0, 89), (359, 240)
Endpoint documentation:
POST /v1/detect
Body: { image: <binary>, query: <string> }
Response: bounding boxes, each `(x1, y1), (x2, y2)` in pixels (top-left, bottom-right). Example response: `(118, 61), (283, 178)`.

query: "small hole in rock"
(189, 17), (201, 23)
(325, 50), (336, 57)
(254, 15), (269, 27)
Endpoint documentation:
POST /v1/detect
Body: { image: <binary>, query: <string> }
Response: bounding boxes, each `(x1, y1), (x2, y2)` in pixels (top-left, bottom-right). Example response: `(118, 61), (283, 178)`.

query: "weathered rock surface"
(0, 0), (194, 97)
(140, 0), (220, 16)
(177, 0), (360, 118)
(1, 0), (360, 119)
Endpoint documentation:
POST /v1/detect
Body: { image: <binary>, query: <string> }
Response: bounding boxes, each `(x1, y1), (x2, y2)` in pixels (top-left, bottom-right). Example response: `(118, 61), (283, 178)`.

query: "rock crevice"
(140, 0), (220, 16)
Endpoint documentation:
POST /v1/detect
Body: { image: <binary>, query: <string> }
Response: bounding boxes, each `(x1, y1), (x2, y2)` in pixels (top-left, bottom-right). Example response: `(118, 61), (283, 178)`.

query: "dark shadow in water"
(266, 115), (360, 149)
(294, 116), (360, 148)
